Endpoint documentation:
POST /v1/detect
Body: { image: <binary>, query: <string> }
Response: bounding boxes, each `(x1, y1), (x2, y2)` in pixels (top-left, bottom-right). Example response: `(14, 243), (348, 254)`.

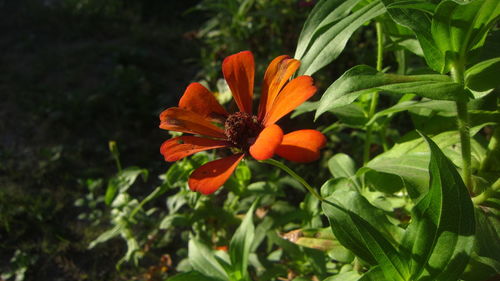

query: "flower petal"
(275, 130), (326, 163)
(188, 153), (244, 195)
(179, 82), (228, 121)
(249, 124), (283, 160)
(222, 51), (254, 113)
(159, 107), (226, 138)
(160, 136), (230, 162)
(262, 76), (316, 127)
(257, 55), (300, 120)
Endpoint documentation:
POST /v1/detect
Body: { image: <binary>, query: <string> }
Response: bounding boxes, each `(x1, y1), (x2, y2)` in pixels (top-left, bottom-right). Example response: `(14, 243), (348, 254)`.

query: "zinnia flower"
(159, 51), (326, 194)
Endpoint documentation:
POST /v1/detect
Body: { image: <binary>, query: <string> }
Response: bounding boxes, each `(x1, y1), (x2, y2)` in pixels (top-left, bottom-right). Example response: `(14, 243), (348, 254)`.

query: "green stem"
(472, 178), (500, 205)
(479, 126), (500, 173)
(262, 159), (323, 201)
(114, 157), (122, 173)
(109, 141), (122, 172)
(375, 22), (384, 72)
(363, 21), (384, 164)
(451, 63), (472, 192)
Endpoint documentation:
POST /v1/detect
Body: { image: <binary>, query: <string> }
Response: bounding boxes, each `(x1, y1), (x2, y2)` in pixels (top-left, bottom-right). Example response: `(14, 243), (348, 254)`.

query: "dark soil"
(0, 0), (203, 280)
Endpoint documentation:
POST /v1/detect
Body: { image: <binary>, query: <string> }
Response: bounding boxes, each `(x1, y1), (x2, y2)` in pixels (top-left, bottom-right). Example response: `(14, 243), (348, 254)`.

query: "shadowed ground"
(0, 1), (201, 279)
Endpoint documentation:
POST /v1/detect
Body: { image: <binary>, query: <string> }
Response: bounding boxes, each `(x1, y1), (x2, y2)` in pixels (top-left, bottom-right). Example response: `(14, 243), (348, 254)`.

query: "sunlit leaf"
(297, 1), (386, 75)
(322, 190), (408, 280)
(401, 133), (475, 280)
(228, 200), (258, 280)
(295, 0), (362, 59)
(432, 0), (500, 72)
(382, 0), (444, 72)
(315, 65), (464, 119)
(188, 238), (229, 281)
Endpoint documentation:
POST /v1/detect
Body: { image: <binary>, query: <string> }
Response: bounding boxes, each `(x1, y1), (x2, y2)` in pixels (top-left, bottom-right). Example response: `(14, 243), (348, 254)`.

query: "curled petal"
(179, 82), (228, 121)
(258, 56), (300, 120)
(160, 136), (230, 162)
(159, 107), (226, 138)
(249, 124), (283, 160)
(222, 51), (254, 113)
(275, 130), (326, 163)
(262, 76), (316, 127)
(188, 153), (244, 195)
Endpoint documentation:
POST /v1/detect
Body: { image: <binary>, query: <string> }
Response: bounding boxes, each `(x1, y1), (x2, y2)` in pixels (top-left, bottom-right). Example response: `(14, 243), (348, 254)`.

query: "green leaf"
(401, 133), (475, 280)
(361, 168), (409, 194)
(320, 178), (358, 198)
(461, 208), (500, 281)
(105, 167), (148, 205)
(295, 0), (362, 59)
(362, 152), (429, 198)
(364, 126), (488, 199)
(382, 0), (445, 72)
(331, 104), (369, 128)
(167, 271), (221, 281)
(322, 192), (409, 281)
(431, 0), (500, 72)
(297, 1), (386, 75)
(291, 101), (319, 118)
(315, 65), (464, 119)
(465, 57), (500, 92)
(323, 271), (361, 281)
(88, 225), (122, 249)
(320, 181), (405, 259)
(188, 238), (229, 281)
(358, 266), (387, 281)
(367, 100), (456, 126)
(328, 153), (357, 179)
(267, 231), (327, 275)
(225, 162), (252, 193)
(228, 200), (258, 280)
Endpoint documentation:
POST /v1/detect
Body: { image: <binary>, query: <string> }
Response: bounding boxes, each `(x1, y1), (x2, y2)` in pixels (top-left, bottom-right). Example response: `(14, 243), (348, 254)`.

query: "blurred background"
(0, 0), (374, 280)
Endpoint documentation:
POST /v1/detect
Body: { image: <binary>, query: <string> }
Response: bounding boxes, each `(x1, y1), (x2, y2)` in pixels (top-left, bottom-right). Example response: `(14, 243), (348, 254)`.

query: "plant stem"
(363, 21), (384, 164)
(109, 141), (122, 172)
(479, 126), (500, 173)
(375, 22), (384, 72)
(262, 159), (323, 201)
(451, 63), (472, 192)
(472, 178), (500, 205)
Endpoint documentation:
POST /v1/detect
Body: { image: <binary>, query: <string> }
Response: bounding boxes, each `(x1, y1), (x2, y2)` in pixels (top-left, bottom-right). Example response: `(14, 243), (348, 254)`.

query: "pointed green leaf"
(322, 192), (408, 281)
(188, 238), (229, 281)
(228, 200), (258, 280)
(401, 133), (475, 280)
(382, 0), (445, 72)
(363, 125), (489, 199)
(297, 1), (386, 75)
(295, 0), (362, 59)
(432, 0), (500, 71)
(315, 65), (464, 119)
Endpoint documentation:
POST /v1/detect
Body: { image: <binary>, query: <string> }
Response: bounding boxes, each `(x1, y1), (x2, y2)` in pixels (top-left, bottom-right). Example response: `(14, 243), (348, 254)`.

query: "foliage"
(2, 0), (499, 280)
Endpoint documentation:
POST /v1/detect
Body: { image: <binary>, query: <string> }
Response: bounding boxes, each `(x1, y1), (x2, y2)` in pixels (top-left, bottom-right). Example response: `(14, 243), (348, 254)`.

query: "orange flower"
(159, 51), (326, 194)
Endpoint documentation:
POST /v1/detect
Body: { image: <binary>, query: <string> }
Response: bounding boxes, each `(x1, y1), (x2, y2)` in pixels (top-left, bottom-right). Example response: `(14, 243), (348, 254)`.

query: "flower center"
(224, 112), (262, 150)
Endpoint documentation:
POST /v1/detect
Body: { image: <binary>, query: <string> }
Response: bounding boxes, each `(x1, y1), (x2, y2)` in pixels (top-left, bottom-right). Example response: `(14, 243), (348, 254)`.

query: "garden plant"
(1, 0), (499, 280)
(79, 0), (500, 280)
